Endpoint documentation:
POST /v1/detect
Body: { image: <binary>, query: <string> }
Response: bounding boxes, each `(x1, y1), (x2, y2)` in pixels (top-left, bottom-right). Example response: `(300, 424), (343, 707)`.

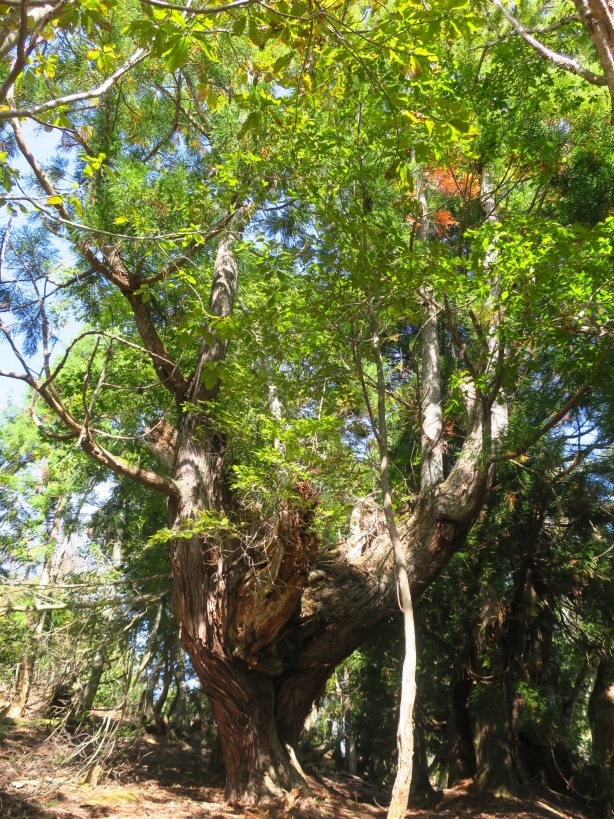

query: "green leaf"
(450, 117), (471, 134)
(232, 15), (246, 36)
(273, 51), (293, 74)
(238, 111), (262, 138)
(165, 38), (189, 72)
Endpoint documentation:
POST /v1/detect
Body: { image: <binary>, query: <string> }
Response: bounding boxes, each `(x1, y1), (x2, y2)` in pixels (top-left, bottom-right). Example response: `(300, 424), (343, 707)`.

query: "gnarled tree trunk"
(169, 443), (317, 801)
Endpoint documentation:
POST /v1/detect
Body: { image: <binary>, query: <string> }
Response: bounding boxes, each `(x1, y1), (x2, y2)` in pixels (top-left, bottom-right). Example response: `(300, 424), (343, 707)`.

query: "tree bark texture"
(472, 685), (520, 795)
(79, 647), (107, 714)
(589, 653), (614, 817)
(471, 546), (556, 794)
(411, 701), (436, 801)
(446, 671), (476, 786)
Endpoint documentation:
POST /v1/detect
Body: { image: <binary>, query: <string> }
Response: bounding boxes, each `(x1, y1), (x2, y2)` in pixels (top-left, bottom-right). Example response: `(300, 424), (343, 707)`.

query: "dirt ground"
(0, 719), (599, 819)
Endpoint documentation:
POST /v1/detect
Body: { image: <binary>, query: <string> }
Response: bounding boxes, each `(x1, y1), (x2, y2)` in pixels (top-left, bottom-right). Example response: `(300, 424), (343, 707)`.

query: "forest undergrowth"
(0, 718), (598, 819)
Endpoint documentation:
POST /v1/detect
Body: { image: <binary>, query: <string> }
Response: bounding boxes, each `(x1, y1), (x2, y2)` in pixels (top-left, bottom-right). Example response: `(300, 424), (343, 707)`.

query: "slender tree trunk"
(172, 645), (188, 732)
(154, 639), (173, 717)
(385, 272), (445, 817)
(7, 497), (66, 718)
(361, 313), (418, 819)
(79, 646), (107, 714)
(411, 699), (436, 801)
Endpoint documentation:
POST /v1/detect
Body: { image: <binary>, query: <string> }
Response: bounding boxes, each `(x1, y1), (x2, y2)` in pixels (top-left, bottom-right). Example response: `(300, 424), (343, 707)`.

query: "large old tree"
(0, 0), (612, 805)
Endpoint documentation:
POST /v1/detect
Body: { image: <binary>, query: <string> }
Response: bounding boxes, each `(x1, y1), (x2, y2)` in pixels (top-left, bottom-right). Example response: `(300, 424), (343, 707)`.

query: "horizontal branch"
(20, 369), (181, 496)
(0, 47), (149, 120)
(500, 383), (592, 461)
(0, 368), (30, 382)
(0, 591), (168, 614)
(140, 0), (255, 14)
(491, 0), (607, 86)
(80, 432), (180, 497)
(5, 574), (170, 590)
(481, 13), (581, 49)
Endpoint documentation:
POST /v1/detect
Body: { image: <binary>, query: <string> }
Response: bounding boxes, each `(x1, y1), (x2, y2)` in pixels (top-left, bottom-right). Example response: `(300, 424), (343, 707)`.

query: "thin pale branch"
(139, 0), (254, 14)
(499, 383), (592, 462)
(481, 13), (581, 49)
(0, 591), (169, 614)
(491, 0), (607, 86)
(0, 48), (149, 120)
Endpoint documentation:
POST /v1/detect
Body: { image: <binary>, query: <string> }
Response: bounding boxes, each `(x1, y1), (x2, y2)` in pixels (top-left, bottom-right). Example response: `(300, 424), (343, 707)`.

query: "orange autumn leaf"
(434, 209), (459, 235)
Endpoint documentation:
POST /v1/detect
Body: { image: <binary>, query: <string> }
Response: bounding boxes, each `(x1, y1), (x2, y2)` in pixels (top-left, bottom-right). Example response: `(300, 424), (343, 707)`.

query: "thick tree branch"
(500, 383), (592, 462)
(0, 0), (30, 103)
(0, 368), (30, 381)
(78, 432), (179, 497)
(190, 222), (245, 402)
(419, 291), (444, 493)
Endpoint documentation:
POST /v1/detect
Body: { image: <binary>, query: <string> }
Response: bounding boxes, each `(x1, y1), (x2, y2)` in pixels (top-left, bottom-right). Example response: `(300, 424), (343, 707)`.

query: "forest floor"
(0, 718), (599, 819)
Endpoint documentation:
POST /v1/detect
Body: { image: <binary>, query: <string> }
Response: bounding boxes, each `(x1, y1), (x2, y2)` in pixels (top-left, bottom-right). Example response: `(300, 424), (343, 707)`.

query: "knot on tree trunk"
(144, 419), (178, 469)
(343, 498), (387, 560)
(229, 482), (319, 672)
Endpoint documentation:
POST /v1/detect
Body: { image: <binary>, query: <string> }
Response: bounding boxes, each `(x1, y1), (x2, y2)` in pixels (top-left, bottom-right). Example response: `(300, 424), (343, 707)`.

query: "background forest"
(0, 0), (613, 816)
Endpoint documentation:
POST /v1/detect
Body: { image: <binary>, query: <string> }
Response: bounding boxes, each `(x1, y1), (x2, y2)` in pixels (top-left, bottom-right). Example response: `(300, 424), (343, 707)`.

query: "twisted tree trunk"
(168, 418), (317, 802)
